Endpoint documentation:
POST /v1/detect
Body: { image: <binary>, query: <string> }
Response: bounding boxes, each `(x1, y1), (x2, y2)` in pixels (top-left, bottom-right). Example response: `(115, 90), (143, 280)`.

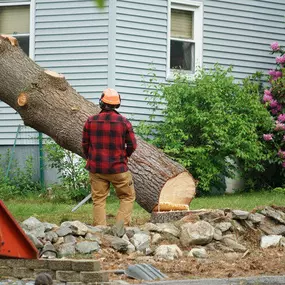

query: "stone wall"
(0, 259), (109, 284)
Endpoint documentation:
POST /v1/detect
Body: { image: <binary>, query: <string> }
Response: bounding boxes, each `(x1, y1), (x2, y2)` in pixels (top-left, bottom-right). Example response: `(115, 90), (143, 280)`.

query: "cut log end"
(0, 35), (18, 46)
(17, 92), (28, 106)
(153, 171), (196, 212)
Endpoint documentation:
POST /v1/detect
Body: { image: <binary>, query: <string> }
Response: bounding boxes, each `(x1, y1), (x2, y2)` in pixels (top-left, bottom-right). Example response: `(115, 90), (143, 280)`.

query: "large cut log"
(0, 35), (196, 213)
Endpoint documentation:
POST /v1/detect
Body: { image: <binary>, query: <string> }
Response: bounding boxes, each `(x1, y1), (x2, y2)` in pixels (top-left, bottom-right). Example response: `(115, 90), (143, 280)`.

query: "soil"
(93, 231), (285, 283)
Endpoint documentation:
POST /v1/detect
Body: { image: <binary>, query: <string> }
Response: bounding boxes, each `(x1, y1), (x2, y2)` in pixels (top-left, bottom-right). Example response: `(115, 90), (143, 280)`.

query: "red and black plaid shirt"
(82, 109), (137, 174)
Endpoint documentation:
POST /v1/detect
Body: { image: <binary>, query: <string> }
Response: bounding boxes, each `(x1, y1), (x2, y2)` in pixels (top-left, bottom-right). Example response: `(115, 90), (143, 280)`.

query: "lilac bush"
(262, 41), (285, 173)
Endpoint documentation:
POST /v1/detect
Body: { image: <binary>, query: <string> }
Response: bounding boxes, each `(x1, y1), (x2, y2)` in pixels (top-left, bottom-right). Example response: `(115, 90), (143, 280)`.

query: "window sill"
(166, 70), (195, 81)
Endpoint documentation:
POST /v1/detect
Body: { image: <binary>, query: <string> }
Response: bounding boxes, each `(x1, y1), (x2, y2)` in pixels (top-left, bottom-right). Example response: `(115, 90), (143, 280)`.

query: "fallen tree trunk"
(0, 35), (196, 213)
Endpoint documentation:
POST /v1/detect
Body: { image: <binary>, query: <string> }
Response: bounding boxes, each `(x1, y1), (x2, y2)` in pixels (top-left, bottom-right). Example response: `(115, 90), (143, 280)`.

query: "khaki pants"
(89, 171), (135, 226)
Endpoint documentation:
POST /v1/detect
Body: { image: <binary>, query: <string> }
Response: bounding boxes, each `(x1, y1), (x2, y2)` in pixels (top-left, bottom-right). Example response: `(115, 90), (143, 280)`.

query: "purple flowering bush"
(262, 42), (285, 173)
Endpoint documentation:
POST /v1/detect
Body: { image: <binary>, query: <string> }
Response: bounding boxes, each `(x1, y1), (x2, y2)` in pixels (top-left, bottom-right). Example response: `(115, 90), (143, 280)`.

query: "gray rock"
(45, 231), (58, 243)
(75, 241), (100, 254)
(213, 228), (223, 241)
(122, 234), (136, 254)
(21, 217), (45, 238)
(232, 210), (249, 220)
(156, 223), (180, 237)
(261, 206), (285, 225)
(26, 233), (44, 249)
(130, 232), (150, 251)
(260, 235), (283, 248)
(58, 242), (76, 256)
(85, 233), (101, 244)
(188, 247), (207, 258)
(64, 234), (77, 244)
(87, 225), (110, 234)
(61, 220), (88, 236)
(221, 237), (247, 252)
(259, 217), (285, 235)
(41, 241), (57, 259)
(215, 222), (232, 232)
(42, 222), (57, 232)
(231, 220), (246, 233)
(141, 223), (159, 232)
(248, 212), (265, 224)
(111, 220), (126, 238)
(56, 226), (73, 237)
(180, 221), (214, 246)
(151, 233), (162, 244)
(155, 244), (183, 260)
(125, 226), (141, 238)
(104, 234), (129, 253)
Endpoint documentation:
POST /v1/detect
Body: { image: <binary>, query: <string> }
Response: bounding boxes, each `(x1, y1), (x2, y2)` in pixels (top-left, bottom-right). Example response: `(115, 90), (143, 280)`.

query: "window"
(168, 0), (203, 78)
(0, 3), (30, 55)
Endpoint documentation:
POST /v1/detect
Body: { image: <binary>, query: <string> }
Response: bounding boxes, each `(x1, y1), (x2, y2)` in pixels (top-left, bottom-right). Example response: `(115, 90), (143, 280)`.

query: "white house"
(0, 0), (284, 184)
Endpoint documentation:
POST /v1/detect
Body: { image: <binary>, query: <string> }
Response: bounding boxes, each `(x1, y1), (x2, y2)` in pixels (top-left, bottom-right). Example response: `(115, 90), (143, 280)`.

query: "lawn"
(2, 191), (284, 226)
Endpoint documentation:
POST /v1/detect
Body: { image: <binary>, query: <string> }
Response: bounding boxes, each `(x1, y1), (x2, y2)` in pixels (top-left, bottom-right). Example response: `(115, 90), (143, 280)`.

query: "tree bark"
(0, 35), (196, 213)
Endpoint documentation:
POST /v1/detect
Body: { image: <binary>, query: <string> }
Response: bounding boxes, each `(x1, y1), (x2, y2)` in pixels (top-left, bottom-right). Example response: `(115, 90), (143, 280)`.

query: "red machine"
(0, 200), (38, 259)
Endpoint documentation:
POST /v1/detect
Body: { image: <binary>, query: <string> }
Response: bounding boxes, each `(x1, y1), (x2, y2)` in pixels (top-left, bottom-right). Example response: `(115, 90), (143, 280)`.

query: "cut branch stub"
(17, 92), (28, 107)
(0, 34), (18, 46)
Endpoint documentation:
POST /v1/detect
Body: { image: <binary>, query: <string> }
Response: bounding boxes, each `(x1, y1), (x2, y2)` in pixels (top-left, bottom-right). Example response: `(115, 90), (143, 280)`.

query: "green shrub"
(44, 139), (90, 201)
(0, 151), (42, 199)
(138, 65), (273, 195)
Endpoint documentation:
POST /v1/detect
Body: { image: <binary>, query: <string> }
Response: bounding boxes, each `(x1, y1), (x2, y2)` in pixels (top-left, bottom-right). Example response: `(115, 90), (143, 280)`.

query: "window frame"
(0, 1), (35, 59)
(167, 0), (203, 80)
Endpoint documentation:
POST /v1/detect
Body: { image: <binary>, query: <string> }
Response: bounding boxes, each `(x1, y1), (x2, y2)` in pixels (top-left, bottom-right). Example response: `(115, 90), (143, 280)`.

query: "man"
(82, 88), (137, 226)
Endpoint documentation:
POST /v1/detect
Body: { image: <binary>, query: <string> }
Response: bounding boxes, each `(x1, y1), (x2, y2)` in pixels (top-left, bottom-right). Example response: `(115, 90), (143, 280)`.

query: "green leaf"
(93, 0), (105, 9)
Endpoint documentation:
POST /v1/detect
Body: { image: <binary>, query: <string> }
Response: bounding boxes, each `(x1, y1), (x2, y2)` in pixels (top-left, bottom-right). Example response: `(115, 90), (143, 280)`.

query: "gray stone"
(42, 222), (57, 232)
(232, 210), (249, 220)
(156, 223), (180, 237)
(261, 206), (285, 225)
(41, 241), (57, 259)
(151, 233), (162, 244)
(259, 217), (285, 235)
(260, 235), (283, 248)
(111, 220), (126, 237)
(104, 235), (129, 253)
(75, 241), (100, 254)
(155, 244), (183, 260)
(26, 233), (44, 249)
(248, 212), (265, 224)
(45, 231), (59, 243)
(85, 233), (101, 244)
(21, 217), (45, 238)
(221, 237), (247, 252)
(215, 222), (232, 232)
(213, 228), (223, 241)
(180, 221), (214, 246)
(188, 248), (207, 258)
(61, 221), (88, 236)
(87, 225), (110, 234)
(56, 226), (73, 237)
(58, 242), (76, 256)
(64, 234), (77, 244)
(130, 232), (150, 251)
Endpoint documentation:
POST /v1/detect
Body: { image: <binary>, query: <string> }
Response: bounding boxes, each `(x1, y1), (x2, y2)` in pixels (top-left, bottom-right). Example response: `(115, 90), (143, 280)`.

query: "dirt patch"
(94, 231), (285, 283)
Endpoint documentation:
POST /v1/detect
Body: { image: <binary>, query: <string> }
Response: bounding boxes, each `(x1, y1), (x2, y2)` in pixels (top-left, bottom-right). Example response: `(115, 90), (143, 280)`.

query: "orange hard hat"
(101, 88), (121, 105)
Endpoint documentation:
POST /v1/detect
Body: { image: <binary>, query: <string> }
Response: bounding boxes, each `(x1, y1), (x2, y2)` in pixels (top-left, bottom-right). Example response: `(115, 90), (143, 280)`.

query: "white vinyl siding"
(34, 0), (109, 103)
(115, 0), (168, 124)
(203, 0), (285, 82)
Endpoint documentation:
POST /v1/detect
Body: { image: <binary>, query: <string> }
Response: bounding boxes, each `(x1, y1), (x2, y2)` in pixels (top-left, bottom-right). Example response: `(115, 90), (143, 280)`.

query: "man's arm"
(125, 121), (137, 157)
(82, 119), (90, 159)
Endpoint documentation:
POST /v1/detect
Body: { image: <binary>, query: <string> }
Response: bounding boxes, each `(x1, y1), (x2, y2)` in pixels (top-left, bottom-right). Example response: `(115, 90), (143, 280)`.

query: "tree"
(0, 35), (196, 213)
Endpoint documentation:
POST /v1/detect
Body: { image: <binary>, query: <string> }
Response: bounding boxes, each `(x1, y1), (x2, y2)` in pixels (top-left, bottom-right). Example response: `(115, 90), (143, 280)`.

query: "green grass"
(2, 191), (284, 226)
